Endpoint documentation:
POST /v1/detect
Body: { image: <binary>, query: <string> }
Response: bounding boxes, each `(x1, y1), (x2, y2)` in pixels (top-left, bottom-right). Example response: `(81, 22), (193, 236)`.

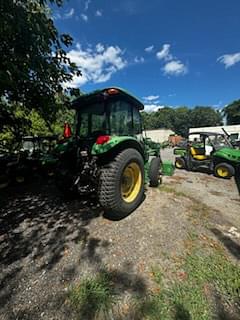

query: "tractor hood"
(214, 147), (240, 163)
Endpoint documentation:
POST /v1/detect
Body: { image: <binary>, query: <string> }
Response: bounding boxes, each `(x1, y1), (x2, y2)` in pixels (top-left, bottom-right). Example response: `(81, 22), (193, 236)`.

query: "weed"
(69, 271), (116, 319)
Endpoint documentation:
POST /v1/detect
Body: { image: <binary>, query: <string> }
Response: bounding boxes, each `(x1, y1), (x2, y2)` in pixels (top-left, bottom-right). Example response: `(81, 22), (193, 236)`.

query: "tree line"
(142, 101), (240, 137)
(142, 106), (222, 137)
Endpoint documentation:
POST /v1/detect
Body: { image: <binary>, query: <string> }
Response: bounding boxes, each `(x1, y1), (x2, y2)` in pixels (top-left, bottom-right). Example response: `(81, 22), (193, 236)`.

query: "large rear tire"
(149, 157), (161, 187)
(214, 162), (235, 179)
(98, 148), (144, 220)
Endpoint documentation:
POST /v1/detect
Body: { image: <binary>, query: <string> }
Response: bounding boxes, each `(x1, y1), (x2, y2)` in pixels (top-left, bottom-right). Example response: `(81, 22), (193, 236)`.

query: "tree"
(0, 0), (80, 140)
(189, 107), (222, 128)
(141, 107), (175, 130)
(223, 100), (240, 125)
(171, 107), (190, 137)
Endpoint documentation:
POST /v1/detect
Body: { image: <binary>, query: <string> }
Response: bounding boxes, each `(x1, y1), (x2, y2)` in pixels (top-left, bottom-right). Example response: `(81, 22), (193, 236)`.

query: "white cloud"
(96, 43), (105, 53)
(145, 45), (154, 53)
(64, 8), (74, 18)
(156, 44), (172, 61)
(217, 52), (240, 68)
(144, 104), (165, 112)
(53, 8), (74, 20)
(95, 10), (103, 17)
(53, 13), (62, 20)
(84, 0), (91, 11)
(65, 43), (127, 87)
(81, 14), (88, 22)
(143, 95), (160, 101)
(162, 60), (188, 76)
(134, 56), (144, 63)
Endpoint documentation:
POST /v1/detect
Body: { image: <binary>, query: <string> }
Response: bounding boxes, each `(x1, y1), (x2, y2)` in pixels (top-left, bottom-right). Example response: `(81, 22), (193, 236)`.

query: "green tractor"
(55, 87), (162, 219)
(174, 131), (240, 179)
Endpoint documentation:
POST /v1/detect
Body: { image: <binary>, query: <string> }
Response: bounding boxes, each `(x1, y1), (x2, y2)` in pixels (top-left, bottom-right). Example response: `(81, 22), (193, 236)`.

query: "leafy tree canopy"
(223, 100), (240, 125)
(142, 106), (223, 137)
(0, 0), (80, 141)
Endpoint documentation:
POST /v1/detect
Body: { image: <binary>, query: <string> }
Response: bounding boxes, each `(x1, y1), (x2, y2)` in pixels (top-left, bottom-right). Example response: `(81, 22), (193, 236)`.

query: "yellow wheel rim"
(217, 167), (229, 177)
(175, 160), (183, 168)
(121, 162), (142, 203)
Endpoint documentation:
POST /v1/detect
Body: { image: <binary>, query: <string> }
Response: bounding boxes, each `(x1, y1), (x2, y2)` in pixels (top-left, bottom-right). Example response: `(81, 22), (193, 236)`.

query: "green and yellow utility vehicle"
(174, 132), (240, 179)
(55, 87), (162, 218)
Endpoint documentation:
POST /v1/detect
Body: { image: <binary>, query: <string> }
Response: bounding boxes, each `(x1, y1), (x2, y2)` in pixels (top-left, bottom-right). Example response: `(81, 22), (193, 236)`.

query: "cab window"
(109, 100), (132, 135)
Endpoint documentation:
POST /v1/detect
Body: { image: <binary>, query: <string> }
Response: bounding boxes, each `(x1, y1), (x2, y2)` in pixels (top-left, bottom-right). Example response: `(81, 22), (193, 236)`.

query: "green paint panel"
(162, 160), (175, 176)
(174, 148), (187, 156)
(213, 147), (240, 163)
(91, 136), (138, 155)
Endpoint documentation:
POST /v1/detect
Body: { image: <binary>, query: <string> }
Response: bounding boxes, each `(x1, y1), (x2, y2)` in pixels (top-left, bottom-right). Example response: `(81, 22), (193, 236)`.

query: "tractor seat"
(190, 147), (208, 160)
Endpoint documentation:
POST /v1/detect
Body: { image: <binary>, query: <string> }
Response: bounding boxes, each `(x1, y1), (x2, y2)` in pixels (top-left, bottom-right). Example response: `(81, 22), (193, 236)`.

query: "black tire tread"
(149, 157), (161, 187)
(214, 162), (235, 179)
(98, 148), (144, 219)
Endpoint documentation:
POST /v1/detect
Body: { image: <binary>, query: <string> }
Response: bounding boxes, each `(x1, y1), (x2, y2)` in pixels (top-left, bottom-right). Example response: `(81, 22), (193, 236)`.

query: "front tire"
(149, 157), (161, 187)
(98, 148), (144, 220)
(175, 157), (186, 169)
(214, 162), (235, 179)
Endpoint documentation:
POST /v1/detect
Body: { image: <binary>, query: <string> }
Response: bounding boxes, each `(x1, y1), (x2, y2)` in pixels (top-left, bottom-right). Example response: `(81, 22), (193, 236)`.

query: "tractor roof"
(71, 87), (144, 110)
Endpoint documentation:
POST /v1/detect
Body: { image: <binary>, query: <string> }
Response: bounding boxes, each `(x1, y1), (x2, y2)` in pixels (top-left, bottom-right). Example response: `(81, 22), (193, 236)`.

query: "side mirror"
(63, 122), (72, 138)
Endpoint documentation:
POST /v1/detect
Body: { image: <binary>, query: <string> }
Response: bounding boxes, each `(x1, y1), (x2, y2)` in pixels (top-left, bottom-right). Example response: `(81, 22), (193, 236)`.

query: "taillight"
(96, 135), (110, 145)
(106, 88), (119, 95)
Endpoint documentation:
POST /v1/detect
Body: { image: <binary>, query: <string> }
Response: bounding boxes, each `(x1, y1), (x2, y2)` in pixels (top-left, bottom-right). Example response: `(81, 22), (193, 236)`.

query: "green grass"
(69, 271), (116, 319)
(136, 246), (240, 320)
(158, 184), (191, 198)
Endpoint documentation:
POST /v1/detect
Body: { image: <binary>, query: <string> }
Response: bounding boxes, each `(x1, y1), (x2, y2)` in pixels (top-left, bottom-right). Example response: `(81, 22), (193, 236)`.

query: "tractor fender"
(92, 136), (145, 161)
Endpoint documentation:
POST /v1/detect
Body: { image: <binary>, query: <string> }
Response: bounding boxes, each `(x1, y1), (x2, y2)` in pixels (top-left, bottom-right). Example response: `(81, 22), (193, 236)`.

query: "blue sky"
(52, 0), (240, 111)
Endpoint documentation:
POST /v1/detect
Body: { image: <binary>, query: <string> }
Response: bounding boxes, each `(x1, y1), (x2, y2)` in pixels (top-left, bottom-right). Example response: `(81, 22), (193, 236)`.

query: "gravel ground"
(0, 148), (239, 320)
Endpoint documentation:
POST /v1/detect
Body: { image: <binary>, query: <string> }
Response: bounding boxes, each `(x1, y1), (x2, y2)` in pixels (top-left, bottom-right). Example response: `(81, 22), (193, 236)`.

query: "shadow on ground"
(0, 181), (150, 320)
(213, 291), (240, 320)
(234, 168), (240, 195)
(0, 181), (102, 269)
(211, 228), (240, 260)
(0, 181), (104, 313)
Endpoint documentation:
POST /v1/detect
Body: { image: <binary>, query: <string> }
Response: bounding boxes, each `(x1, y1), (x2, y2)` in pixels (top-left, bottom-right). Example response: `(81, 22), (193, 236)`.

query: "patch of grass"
(69, 271), (116, 319)
(158, 184), (189, 198)
(158, 184), (176, 193)
(135, 247), (240, 320)
(184, 249), (240, 304)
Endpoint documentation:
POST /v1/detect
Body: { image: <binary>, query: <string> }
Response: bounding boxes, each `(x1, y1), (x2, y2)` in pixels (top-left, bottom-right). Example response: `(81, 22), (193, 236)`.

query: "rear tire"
(214, 162), (235, 179)
(149, 157), (161, 187)
(175, 157), (186, 169)
(98, 148), (144, 220)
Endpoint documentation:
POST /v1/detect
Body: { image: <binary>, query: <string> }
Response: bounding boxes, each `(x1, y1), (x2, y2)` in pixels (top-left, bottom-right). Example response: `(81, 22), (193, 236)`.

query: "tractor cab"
(71, 87), (144, 151)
